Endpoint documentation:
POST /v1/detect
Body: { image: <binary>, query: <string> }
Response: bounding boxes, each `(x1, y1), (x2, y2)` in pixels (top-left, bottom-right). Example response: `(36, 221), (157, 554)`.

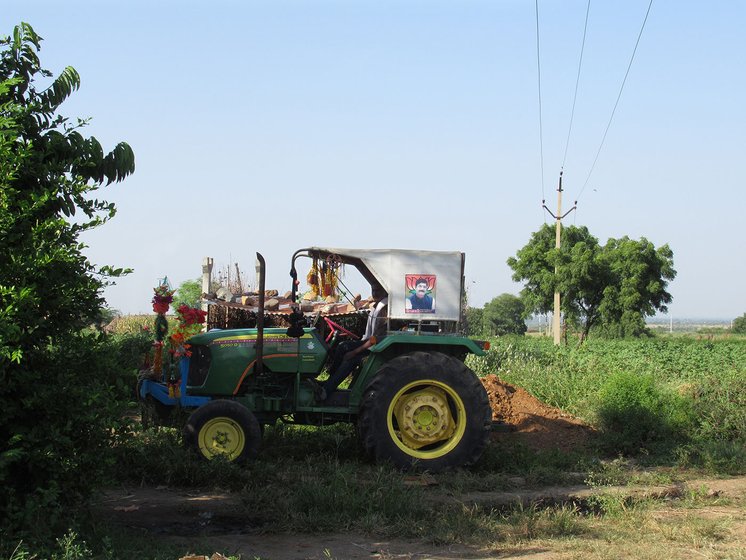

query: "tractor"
(138, 247), (492, 471)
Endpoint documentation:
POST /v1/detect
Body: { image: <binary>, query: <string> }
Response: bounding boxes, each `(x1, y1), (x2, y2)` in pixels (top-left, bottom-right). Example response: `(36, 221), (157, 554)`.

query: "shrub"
(0, 334), (134, 538)
(692, 369), (746, 443)
(677, 439), (746, 476)
(0, 22), (134, 540)
(596, 371), (695, 454)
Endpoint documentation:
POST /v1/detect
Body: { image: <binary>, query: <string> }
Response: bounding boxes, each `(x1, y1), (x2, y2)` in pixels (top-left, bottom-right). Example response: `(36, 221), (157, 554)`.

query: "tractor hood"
(295, 247), (465, 323)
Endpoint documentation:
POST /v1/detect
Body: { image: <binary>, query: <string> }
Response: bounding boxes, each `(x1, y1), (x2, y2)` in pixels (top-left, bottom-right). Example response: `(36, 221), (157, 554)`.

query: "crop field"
(469, 336), (746, 446)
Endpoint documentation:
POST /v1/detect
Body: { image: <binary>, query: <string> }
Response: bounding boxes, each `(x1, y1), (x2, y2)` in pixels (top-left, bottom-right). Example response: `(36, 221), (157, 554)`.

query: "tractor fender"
(350, 333), (489, 407)
(369, 332), (488, 357)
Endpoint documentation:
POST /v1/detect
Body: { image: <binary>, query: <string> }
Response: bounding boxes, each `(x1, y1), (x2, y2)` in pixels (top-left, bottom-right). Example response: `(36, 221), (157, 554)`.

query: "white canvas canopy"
(303, 248), (465, 322)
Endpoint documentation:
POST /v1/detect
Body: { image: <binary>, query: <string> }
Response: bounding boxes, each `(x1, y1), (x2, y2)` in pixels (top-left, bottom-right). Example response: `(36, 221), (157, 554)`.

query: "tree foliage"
(482, 293), (527, 336)
(173, 278), (203, 310)
(464, 306), (484, 337)
(733, 314), (746, 334)
(507, 224), (676, 340)
(596, 236), (676, 338)
(0, 23), (135, 535)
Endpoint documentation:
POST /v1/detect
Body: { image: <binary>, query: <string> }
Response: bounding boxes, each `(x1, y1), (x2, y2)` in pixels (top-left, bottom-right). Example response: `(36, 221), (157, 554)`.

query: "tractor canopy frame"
(290, 247), (466, 327)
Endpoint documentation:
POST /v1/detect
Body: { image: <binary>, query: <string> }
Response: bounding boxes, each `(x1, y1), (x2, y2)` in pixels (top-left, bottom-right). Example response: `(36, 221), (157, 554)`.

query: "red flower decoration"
(177, 304), (207, 326)
(153, 301), (170, 314)
(152, 285), (174, 314)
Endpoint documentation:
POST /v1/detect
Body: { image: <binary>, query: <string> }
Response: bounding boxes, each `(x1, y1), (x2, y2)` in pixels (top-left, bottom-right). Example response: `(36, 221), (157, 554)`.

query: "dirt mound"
(481, 374), (596, 452)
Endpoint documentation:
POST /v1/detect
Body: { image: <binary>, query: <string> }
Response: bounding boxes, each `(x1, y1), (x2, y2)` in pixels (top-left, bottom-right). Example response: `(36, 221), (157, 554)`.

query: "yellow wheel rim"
(198, 417), (246, 460)
(386, 379), (466, 459)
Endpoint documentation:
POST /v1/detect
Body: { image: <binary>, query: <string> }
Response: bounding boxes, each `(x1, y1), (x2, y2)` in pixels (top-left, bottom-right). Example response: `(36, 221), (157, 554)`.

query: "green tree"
(464, 306), (484, 337)
(507, 224), (607, 340)
(507, 224), (675, 341)
(0, 23), (134, 534)
(173, 278), (203, 310)
(733, 314), (746, 334)
(596, 236), (676, 337)
(482, 293), (527, 336)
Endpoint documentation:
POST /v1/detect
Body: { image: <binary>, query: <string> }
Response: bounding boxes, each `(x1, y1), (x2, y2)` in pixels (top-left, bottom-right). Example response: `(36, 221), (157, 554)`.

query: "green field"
(468, 335), (746, 464)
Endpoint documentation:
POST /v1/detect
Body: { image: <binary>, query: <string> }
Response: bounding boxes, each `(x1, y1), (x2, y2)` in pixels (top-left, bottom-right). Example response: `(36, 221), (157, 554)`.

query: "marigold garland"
(306, 256), (342, 300)
(151, 284), (174, 378)
(306, 259), (320, 298)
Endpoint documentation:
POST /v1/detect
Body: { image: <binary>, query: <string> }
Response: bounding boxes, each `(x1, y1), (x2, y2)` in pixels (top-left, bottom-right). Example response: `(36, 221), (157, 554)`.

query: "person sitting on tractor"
(318, 285), (388, 400)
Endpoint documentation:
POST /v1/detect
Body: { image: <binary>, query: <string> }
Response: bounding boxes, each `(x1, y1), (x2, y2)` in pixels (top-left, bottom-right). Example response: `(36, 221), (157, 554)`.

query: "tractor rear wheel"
(184, 400), (261, 462)
(358, 352), (491, 471)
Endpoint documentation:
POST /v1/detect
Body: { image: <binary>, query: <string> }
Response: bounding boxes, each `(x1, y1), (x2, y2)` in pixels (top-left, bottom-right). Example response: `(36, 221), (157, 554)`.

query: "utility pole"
(543, 171), (576, 345)
(552, 175), (562, 345)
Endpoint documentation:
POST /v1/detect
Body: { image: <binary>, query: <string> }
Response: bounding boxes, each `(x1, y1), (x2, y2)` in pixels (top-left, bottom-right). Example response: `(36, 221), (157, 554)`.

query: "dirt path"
(96, 476), (746, 560)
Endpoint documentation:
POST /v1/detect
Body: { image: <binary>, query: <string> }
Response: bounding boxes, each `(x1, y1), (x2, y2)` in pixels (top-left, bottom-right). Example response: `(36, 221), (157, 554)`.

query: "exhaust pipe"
(255, 252), (265, 374)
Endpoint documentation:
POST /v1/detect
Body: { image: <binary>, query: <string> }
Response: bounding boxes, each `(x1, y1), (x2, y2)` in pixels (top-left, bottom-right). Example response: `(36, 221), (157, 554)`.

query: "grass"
(7, 423), (744, 559)
(468, 336), (746, 414)
(6, 333), (746, 558)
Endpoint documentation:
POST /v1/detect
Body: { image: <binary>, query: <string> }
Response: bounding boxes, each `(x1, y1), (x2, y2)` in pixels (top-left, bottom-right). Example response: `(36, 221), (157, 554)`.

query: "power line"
(561, 0), (592, 171)
(576, 0), (654, 201)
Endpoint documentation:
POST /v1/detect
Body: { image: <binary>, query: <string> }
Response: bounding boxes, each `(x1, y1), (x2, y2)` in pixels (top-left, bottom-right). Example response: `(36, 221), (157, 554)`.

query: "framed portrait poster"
(405, 274), (436, 313)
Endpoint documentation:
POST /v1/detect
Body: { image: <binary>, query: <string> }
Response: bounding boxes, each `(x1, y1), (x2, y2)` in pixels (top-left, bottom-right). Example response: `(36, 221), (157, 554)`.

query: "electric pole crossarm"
(541, 203), (577, 220)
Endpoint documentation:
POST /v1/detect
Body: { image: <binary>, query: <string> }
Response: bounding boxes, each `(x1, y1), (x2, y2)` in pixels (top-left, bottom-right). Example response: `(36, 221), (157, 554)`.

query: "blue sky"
(5, 1), (745, 318)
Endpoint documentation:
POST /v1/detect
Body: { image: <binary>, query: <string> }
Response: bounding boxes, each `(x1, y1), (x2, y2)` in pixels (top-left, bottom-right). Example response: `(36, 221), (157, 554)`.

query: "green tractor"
(139, 248), (492, 471)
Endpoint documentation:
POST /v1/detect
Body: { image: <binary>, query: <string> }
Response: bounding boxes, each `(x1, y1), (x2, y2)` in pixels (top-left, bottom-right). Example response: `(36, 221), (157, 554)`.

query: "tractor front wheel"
(184, 400), (261, 462)
(358, 352), (491, 471)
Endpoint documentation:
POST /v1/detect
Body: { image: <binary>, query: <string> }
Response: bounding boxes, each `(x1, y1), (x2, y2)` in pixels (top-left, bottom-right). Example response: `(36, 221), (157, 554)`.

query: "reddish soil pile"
(481, 374), (596, 453)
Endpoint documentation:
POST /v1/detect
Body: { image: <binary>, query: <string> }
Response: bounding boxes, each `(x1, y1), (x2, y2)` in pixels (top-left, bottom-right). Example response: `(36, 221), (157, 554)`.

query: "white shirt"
(364, 297), (388, 340)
